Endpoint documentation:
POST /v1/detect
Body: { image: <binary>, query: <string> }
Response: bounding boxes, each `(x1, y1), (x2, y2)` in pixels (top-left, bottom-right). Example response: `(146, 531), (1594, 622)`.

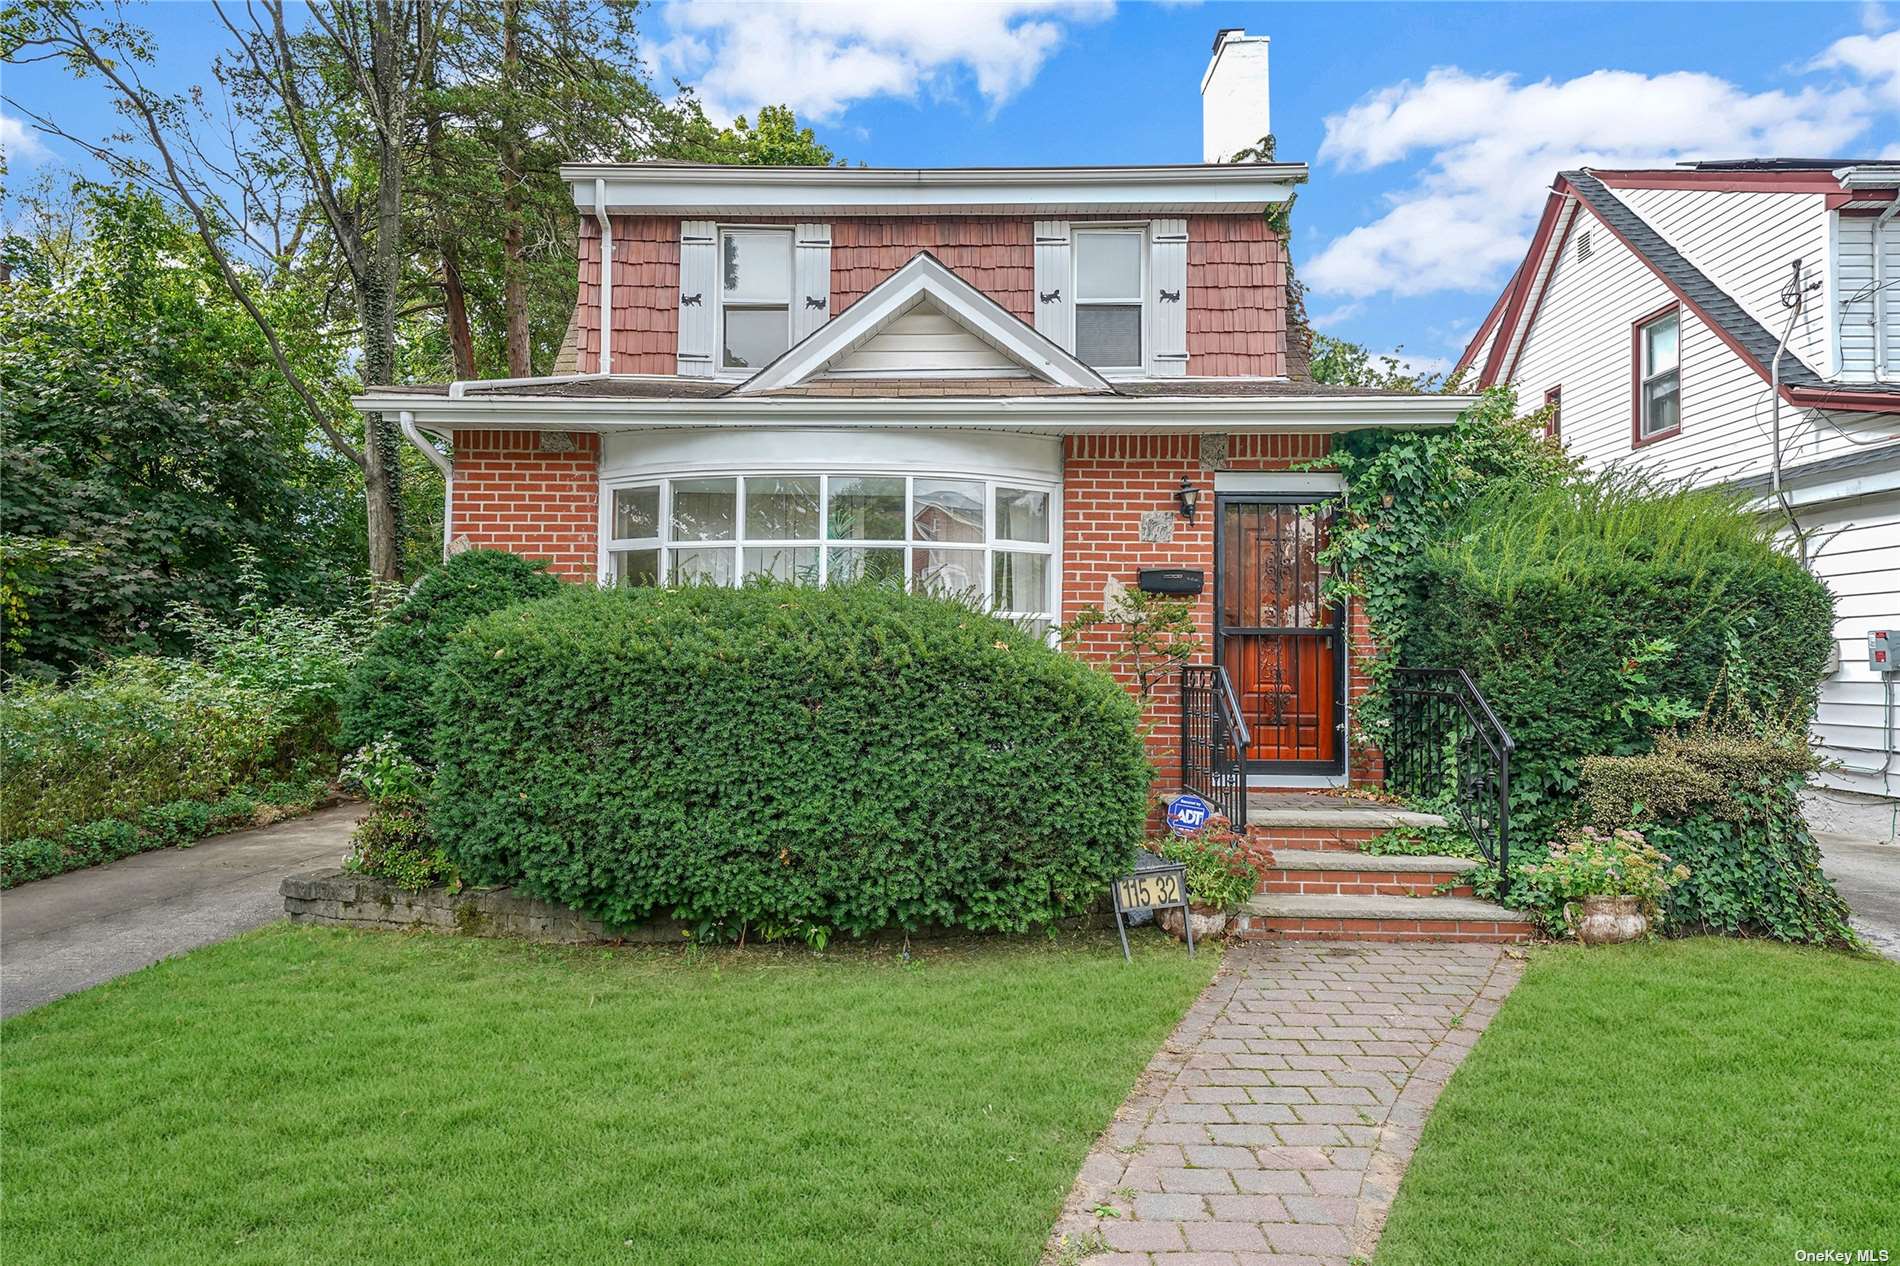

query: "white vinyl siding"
(1614, 186), (1832, 376)
(1802, 490), (1900, 797)
(1837, 213), (1900, 382)
(826, 301), (1024, 376)
(677, 220), (717, 377)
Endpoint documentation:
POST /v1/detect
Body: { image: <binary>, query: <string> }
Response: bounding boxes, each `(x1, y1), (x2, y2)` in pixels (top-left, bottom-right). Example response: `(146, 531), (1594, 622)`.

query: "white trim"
(561, 162), (1305, 218)
(1214, 472), (1345, 494)
(731, 253), (1112, 394)
(592, 178), (613, 374)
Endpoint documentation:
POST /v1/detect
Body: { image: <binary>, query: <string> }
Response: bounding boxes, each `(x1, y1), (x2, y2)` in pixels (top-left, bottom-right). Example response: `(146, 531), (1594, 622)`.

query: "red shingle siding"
(1060, 432), (1382, 796)
(448, 430), (600, 582)
(578, 216), (680, 376)
(1187, 215), (1286, 377)
(830, 217), (1036, 322)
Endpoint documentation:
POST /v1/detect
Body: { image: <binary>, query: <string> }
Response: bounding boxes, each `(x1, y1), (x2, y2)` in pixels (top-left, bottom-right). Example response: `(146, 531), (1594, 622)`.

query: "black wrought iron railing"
(1386, 667), (1515, 891)
(1180, 664), (1249, 829)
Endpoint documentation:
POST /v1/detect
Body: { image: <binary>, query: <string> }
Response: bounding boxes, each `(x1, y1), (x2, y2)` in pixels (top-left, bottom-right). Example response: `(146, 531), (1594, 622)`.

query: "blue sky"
(7, 1), (1900, 377)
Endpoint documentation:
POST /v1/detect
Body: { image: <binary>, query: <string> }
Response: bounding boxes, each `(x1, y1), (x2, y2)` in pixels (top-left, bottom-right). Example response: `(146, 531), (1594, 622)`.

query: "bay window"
(602, 472), (1058, 627)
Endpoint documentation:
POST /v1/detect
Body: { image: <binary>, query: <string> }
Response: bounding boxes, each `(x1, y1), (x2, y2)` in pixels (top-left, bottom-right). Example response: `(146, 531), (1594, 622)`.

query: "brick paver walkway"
(1045, 942), (1524, 1266)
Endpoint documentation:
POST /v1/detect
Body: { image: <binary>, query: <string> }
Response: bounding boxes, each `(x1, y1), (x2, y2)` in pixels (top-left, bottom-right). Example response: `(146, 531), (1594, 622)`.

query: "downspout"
(399, 410), (455, 561)
(1874, 196), (1899, 384)
(593, 177), (613, 376)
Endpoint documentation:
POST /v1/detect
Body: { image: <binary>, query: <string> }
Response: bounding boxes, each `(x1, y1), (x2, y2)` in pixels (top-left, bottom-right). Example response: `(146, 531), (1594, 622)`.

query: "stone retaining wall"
(281, 868), (686, 944)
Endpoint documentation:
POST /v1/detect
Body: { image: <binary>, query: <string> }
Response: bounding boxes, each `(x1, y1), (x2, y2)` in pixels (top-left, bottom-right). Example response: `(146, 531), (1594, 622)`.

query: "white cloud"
(1303, 32), (1900, 303)
(1, 113), (51, 165)
(654, 0), (1113, 124)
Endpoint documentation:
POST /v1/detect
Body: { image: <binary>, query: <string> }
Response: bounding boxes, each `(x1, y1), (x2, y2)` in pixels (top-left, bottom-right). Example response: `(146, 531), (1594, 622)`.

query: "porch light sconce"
(1176, 477), (1200, 523)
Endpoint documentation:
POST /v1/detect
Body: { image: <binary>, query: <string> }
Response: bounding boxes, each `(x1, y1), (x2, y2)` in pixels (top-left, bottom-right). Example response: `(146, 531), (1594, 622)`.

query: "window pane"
(1076, 305), (1142, 367)
(827, 476), (906, 540)
(1076, 231), (1142, 300)
(743, 545), (820, 585)
(672, 546), (735, 586)
(992, 551), (1049, 613)
(912, 479), (984, 543)
(1645, 314), (1678, 373)
(723, 307), (788, 369)
(613, 549), (659, 588)
(745, 476), (819, 539)
(721, 230), (790, 303)
(671, 477), (736, 541)
(995, 487), (1050, 543)
(827, 546), (904, 586)
(1643, 373), (1680, 436)
(912, 547), (984, 599)
(613, 486), (659, 541)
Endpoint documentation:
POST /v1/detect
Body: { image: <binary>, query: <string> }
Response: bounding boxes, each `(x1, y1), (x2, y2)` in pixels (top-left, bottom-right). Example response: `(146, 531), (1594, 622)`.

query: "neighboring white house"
(1458, 160), (1900, 841)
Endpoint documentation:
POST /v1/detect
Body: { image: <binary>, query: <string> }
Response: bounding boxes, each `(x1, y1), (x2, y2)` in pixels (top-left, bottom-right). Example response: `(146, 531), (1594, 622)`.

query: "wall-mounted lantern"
(1176, 476), (1201, 523)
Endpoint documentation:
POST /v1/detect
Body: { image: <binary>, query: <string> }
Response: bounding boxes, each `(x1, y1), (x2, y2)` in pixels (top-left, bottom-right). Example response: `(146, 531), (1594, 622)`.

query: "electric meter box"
(1871, 630), (1898, 674)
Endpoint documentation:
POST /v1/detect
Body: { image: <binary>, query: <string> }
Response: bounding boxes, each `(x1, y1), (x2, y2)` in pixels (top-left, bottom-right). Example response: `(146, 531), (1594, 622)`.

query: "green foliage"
(0, 184), (364, 675)
(694, 104), (842, 167)
(1308, 333), (1439, 392)
(344, 801), (450, 893)
(338, 549), (561, 758)
(1153, 824), (1259, 912)
(1579, 719), (1854, 947)
(1358, 826), (1480, 859)
(430, 583), (1152, 938)
(1507, 826), (1690, 935)
(1410, 473), (1835, 841)
(1059, 589), (1203, 712)
(341, 738), (432, 804)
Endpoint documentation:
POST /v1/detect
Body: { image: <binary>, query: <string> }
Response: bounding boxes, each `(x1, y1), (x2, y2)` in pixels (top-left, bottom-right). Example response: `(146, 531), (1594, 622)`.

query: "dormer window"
(720, 228), (793, 371)
(1073, 227), (1145, 370)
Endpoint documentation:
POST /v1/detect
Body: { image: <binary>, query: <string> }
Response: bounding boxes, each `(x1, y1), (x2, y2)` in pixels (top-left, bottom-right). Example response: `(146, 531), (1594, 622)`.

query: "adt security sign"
(1167, 793), (1213, 834)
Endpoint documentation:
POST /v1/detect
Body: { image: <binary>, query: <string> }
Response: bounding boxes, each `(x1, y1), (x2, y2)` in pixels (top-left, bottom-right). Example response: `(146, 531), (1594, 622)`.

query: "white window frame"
(597, 470), (1060, 628)
(1635, 306), (1682, 444)
(717, 225), (795, 377)
(1071, 224), (1149, 376)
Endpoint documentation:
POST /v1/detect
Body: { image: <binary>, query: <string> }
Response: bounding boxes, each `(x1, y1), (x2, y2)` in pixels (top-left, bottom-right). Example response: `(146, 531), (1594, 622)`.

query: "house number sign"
(1111, 857), (1194, 962)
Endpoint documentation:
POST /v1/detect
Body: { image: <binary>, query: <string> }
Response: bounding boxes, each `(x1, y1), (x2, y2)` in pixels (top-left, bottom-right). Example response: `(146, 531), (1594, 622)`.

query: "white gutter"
(447, 374), (586, 399)
(593, 177), (613, 376)
(399, 410), (455, 560)
(1874, 196), (1899, 384)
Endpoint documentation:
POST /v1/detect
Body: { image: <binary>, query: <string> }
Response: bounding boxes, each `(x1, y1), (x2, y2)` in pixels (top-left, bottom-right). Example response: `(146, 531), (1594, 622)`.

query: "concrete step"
(1246, 793), (1451, 831)
(1259, 850), (1479, 898)
(1232, 891), (1533, 943)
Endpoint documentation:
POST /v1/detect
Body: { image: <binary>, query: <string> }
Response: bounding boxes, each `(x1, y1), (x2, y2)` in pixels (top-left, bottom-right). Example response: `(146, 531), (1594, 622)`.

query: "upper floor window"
(1543, 385), (1562, 442)
(1073, 228), (1144, 370)
(1634, 307), (1680, 444)
(720, 228), (792, 371)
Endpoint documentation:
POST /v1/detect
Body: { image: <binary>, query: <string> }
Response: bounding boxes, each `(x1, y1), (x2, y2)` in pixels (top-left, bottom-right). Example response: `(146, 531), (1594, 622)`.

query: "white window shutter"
(1150, 218), (1189, 376)
(793, 223), (832, 343)
(1034, 220), (1072, 348)
(677, 219), (716, 377)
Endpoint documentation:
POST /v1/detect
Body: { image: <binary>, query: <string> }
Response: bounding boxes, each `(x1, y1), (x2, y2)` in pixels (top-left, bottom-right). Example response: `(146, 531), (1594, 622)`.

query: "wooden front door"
(1215, 495), (1344, 775)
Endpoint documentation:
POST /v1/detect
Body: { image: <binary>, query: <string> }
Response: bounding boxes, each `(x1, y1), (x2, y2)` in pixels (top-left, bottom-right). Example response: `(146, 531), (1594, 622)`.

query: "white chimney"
(1200, 29), (1271, 164)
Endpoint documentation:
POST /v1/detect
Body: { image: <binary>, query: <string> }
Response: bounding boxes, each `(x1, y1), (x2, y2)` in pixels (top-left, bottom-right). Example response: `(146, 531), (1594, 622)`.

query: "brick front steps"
(1219, 792), (1534, 943)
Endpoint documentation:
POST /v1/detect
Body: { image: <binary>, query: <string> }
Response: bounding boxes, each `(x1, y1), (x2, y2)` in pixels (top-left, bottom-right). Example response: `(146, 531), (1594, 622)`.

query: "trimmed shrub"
(1409, 475), (1834, 840)
(1578, 719), (1855, 947)
(430, 583), (1152, 937)
(338, 549), (561, 759)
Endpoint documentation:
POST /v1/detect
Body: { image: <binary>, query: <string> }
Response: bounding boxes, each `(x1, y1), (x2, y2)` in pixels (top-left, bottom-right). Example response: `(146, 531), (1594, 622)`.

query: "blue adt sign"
(1166, 793), (1213, 834)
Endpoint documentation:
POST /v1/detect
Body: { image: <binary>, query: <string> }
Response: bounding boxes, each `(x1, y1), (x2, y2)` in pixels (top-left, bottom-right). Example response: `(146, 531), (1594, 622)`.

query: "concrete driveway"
(1818, 833), (1900, 963)
(1, 802), (365, 1019)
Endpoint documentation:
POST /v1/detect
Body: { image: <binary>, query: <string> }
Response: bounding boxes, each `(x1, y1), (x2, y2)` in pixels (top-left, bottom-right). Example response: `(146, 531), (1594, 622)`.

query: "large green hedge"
(1409, 477), (1834, 841)
(429, 583), (1152, 938)
(338, 549), (561, 759)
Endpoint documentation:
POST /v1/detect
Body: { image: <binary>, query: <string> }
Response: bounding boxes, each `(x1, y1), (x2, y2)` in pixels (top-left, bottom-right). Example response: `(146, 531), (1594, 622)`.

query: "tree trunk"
(500, 0), (531, 376)
(362, 0), (408, 581)
(442, 245), (477, 380)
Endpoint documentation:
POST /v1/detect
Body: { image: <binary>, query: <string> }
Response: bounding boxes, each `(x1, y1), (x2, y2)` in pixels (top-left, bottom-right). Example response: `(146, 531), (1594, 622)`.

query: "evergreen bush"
(429, 583), (1151, 938)
(338, 549), (561, 759)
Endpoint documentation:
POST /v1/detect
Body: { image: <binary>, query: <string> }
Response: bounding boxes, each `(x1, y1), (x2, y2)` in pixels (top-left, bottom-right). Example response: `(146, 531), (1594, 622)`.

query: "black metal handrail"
(1385, 667), (1514, 890)
(1180, 664), (1248, 829)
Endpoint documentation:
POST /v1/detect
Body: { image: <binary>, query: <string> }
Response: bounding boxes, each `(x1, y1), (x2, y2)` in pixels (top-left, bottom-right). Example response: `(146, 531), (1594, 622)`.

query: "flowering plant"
(1152, 816), (1260, 912)
(1511, 826), (1690, 933)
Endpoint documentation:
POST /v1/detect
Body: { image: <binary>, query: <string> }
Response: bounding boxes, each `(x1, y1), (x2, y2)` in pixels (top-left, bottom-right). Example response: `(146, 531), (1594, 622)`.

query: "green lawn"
(2, 925), (1215, 1266)
(1376, 939), (1900, 1266)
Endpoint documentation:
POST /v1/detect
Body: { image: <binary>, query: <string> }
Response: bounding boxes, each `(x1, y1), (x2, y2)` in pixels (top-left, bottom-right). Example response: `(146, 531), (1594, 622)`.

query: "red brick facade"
(448, 430), (600, 582)
(1060, 432), (1381, 794)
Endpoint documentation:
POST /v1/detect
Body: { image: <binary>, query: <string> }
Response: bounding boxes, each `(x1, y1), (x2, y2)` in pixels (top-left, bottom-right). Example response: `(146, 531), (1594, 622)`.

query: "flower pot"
(1567, 895), (1648, 946)
(1158, 905), (1230, 942)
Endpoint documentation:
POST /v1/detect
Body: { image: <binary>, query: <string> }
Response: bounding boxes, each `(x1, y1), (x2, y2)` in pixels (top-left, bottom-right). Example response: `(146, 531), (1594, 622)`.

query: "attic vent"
(1575, 230), (1593, 262)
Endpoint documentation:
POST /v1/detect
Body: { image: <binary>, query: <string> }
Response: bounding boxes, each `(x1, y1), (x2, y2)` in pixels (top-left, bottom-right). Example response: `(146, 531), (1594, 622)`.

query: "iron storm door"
(1214, 493), (1346, 777)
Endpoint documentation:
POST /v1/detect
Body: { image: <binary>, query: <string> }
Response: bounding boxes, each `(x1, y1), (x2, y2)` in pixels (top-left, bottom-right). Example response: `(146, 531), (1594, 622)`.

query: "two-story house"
(359, 31), (1533, 941)
(1458, 161), (1900, 839)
